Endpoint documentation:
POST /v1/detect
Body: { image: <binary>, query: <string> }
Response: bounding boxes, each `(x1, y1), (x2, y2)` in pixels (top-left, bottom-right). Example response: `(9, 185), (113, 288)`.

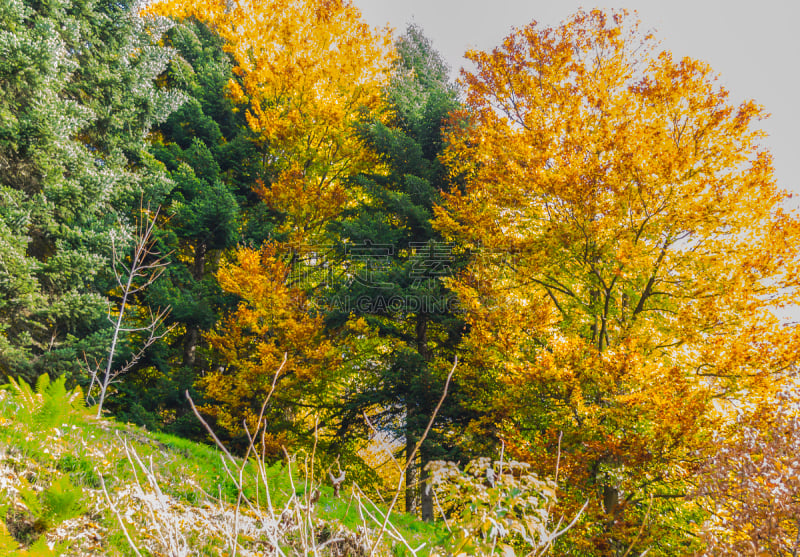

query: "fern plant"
(0, 521), (65, 556)
(3, 375), (89, 431)
(2, 474), (80, 555)
(17, 475), (86, 528)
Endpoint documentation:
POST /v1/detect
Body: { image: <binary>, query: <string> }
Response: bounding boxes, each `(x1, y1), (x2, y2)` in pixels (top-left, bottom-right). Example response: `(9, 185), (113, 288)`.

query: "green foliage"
(112, 18), (267, 435)
(0, 0), (182, 382)
(0, 522), (16, 554)
(2, 473), (78, 554)
(17, 475), (85, 529)
(328, 24), (473, 516)
(39, 475), (86, 526)
(0, 519), (63, 557)
(3, 374), (88, 431)
(56, 454), (100, 489)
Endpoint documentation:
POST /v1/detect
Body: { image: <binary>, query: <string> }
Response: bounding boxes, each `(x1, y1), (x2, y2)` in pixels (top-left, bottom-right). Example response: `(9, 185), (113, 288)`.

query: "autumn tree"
(146, 0), (394, 449)
(199, 244), (343, 450)
(435, 9), (800, 554)
(146, 0), (393, 247)
(694, 381), (800, 555)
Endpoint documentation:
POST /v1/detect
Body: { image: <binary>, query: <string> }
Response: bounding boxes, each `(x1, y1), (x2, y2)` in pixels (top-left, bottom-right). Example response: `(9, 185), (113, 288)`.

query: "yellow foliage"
(145, 0), (395, 450)
(201, 244), (338, 443)
(146, 0), (393, 245)
(436, 8), (800, 551)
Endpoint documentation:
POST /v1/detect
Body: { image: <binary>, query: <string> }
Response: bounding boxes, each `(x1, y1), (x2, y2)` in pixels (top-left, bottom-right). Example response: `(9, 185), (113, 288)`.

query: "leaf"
(0, 521), (18, 553)
(42, 475), (86, 526)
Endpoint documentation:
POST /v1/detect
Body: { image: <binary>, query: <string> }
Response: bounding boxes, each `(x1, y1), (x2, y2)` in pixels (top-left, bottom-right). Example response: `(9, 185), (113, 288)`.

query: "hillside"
(0, 376), (446, 556)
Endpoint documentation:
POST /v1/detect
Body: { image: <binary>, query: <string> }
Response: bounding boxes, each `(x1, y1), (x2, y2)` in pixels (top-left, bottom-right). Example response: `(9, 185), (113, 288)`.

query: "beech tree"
(200, 244), (343, 449)
(435, 9), (800, 554)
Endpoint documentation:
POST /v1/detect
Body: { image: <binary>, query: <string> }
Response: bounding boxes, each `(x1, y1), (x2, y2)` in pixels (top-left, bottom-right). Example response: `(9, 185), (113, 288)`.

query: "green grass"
(0, 379), (446, 555)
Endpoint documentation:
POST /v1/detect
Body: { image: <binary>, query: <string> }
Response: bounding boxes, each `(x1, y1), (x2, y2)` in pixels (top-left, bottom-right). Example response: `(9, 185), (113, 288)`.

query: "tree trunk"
(415, 314), (435, 521)
(182, 325), (199, 368)
(193, 241), (207, 280)
(405, 421), (417, 516)
(182, 241), (207, 369)
(416, 314), (429, 360)
(420, 449), (434, 521)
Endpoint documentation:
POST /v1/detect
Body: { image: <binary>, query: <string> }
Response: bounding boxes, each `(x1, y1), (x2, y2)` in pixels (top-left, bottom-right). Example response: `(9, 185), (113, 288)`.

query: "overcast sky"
(353, 0), (800, 201)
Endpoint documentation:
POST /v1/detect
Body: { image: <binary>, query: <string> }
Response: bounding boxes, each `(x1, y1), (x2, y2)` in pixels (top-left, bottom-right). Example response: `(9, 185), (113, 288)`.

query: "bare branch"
(88, 203), (173, 418)
(368, 357), (457, 557)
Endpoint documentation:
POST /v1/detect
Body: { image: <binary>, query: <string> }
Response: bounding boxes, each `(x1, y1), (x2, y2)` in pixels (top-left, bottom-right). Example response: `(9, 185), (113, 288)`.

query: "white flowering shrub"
(426, 457), (575, 556)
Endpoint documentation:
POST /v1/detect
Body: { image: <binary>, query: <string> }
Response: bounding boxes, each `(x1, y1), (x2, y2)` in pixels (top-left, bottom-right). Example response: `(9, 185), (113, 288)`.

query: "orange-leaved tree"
(201, 244), (341, 448)
(435, 9), (800, 554)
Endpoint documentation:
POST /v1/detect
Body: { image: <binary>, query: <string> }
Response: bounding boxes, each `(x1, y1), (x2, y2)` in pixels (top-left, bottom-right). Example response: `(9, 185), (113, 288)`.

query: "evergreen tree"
(112, 19), (265, 435)
(328, 25), (472, 519)
(0, 0), (182, 382)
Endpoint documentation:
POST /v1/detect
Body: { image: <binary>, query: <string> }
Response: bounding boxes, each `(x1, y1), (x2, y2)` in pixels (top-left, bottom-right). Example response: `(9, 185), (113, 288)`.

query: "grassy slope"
(0, 381), (444, 556)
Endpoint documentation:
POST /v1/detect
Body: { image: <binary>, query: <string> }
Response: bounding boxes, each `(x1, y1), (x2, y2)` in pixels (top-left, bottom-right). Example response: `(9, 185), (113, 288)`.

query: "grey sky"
(353, 0), (800, 201)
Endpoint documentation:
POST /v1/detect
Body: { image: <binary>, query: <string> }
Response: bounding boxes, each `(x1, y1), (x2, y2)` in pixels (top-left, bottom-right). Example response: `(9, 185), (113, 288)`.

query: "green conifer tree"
(0, 0), (182, 382)
(112, 19), (265, 435)
(328, 25), (473, 519)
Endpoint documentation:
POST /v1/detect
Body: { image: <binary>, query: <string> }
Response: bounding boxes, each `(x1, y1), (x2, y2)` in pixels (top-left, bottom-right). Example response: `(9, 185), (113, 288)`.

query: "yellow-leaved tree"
(435, 9), (800, 554)
(146, 0), (393, 448)
(201, 244), (339, 449)
(148, 0), (393, 246)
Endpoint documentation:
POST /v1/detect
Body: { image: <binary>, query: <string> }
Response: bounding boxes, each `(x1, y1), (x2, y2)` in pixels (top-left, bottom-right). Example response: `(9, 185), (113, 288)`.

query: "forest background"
(1, 0), (799, 554)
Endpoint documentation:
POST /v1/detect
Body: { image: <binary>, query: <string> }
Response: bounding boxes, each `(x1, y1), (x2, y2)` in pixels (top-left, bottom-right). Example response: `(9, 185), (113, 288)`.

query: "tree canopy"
(1, 3), (798, 554)
(435, 9), (800, 552)
(0, 0), (182, 382)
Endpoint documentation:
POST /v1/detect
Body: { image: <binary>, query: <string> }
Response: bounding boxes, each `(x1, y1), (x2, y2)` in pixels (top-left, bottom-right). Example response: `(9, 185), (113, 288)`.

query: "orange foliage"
(436, 9), (800, 553)
(201, 245), (338, 443)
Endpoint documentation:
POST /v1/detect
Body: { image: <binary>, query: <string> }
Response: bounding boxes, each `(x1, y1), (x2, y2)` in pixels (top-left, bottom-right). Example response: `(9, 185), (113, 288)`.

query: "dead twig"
(88, 203), (174, 417)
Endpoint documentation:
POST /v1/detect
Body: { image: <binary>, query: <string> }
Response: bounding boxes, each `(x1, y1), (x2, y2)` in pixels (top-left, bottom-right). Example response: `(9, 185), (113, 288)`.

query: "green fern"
(4, 375), (89, 431)
(40, 475), (85, 525)
(5, 376), (39, 427)
(0, 521), (19, 554)
(35, 376), (68, 430)
(0, 521), (64, 557)
(34, 375), (49, 398)
(17, 478), (43, 520)
(19, 536), (65, 556)
(10, 475), (81, 554)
